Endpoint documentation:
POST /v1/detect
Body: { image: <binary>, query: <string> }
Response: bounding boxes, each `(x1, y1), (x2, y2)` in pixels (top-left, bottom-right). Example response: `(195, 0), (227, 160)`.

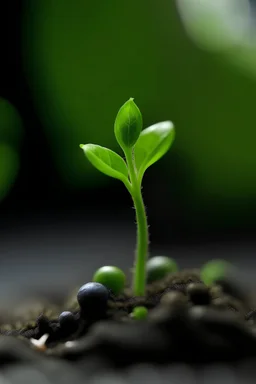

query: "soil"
(1, 268), (256, 383)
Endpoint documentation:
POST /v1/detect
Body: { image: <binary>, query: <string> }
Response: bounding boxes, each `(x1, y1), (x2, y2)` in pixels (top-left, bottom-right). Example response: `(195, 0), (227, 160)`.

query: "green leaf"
(114, 98), (142, 150)
(134, 121), (175, 181)
(80, 144), (129, 184)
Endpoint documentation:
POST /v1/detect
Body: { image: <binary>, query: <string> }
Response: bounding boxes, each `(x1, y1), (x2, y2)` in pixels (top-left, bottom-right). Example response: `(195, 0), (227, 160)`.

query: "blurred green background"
(2, 0), (256, 243)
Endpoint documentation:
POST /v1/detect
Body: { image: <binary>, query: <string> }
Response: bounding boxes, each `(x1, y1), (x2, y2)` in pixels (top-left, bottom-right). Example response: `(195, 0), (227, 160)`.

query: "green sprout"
(131, 306), (148, 320)
(80, 98), (175, 296)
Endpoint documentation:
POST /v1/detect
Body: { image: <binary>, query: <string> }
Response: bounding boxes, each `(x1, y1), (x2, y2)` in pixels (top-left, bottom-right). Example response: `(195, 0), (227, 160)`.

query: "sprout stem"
(125, 150), (148, 296)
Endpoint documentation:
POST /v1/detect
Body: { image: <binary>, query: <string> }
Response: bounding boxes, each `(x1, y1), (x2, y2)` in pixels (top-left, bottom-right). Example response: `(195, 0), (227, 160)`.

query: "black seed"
(59, 311), (77, 330)
(77, 282), (109, 317)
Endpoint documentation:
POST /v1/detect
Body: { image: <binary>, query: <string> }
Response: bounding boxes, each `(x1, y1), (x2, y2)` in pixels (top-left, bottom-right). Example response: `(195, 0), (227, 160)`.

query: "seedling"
(80, 98), (175, 296)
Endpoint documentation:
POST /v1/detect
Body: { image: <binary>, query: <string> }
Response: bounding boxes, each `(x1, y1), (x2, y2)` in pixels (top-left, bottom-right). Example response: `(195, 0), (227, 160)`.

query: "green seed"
(132, 306), (148, 320)
(93, 266), (126, 295)
(146, 256), (178, 283)
(200, 259), (231, 286)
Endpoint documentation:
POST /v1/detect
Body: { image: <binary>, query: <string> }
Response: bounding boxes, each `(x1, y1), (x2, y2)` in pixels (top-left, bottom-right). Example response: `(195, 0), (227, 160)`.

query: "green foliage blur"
(0, 99), (22, 201)
(7, 0), (254, 224)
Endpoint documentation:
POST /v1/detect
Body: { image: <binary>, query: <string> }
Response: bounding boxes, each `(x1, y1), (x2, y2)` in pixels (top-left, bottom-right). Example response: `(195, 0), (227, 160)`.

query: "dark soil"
(1, 268), (256, 383)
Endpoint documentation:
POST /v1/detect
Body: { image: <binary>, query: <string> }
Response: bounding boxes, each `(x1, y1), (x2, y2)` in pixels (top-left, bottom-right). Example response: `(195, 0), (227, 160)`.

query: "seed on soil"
(93, 266), (126, 295)
(146, 256), (178, 283)
(187, 283), (211, 305)
(77, 282), (109, 316)
(59, 311), (77, 330)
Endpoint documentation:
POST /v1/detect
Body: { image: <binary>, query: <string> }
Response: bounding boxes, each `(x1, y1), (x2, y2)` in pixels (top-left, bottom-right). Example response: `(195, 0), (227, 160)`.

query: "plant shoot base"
(0, 267), (255, 368)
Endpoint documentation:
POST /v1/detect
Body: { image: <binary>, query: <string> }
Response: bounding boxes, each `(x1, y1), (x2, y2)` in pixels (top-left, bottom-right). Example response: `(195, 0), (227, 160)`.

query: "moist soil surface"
(1, 269), (256, 383)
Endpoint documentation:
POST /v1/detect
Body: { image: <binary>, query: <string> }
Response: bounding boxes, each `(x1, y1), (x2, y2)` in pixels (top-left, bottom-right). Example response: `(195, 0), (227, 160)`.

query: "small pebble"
(160, 291), (186, 307)
(212, 297), (230, 310)
(187, 283), (211, 306)
(77, 282), (109, 318)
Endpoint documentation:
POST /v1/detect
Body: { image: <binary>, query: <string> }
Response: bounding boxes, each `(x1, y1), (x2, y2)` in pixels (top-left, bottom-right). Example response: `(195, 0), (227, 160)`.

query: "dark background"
(1, 0), (256, 305)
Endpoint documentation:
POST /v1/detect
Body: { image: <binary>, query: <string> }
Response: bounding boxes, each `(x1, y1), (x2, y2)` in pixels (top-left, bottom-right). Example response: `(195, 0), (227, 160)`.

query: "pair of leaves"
(80, 111), (174, 188)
